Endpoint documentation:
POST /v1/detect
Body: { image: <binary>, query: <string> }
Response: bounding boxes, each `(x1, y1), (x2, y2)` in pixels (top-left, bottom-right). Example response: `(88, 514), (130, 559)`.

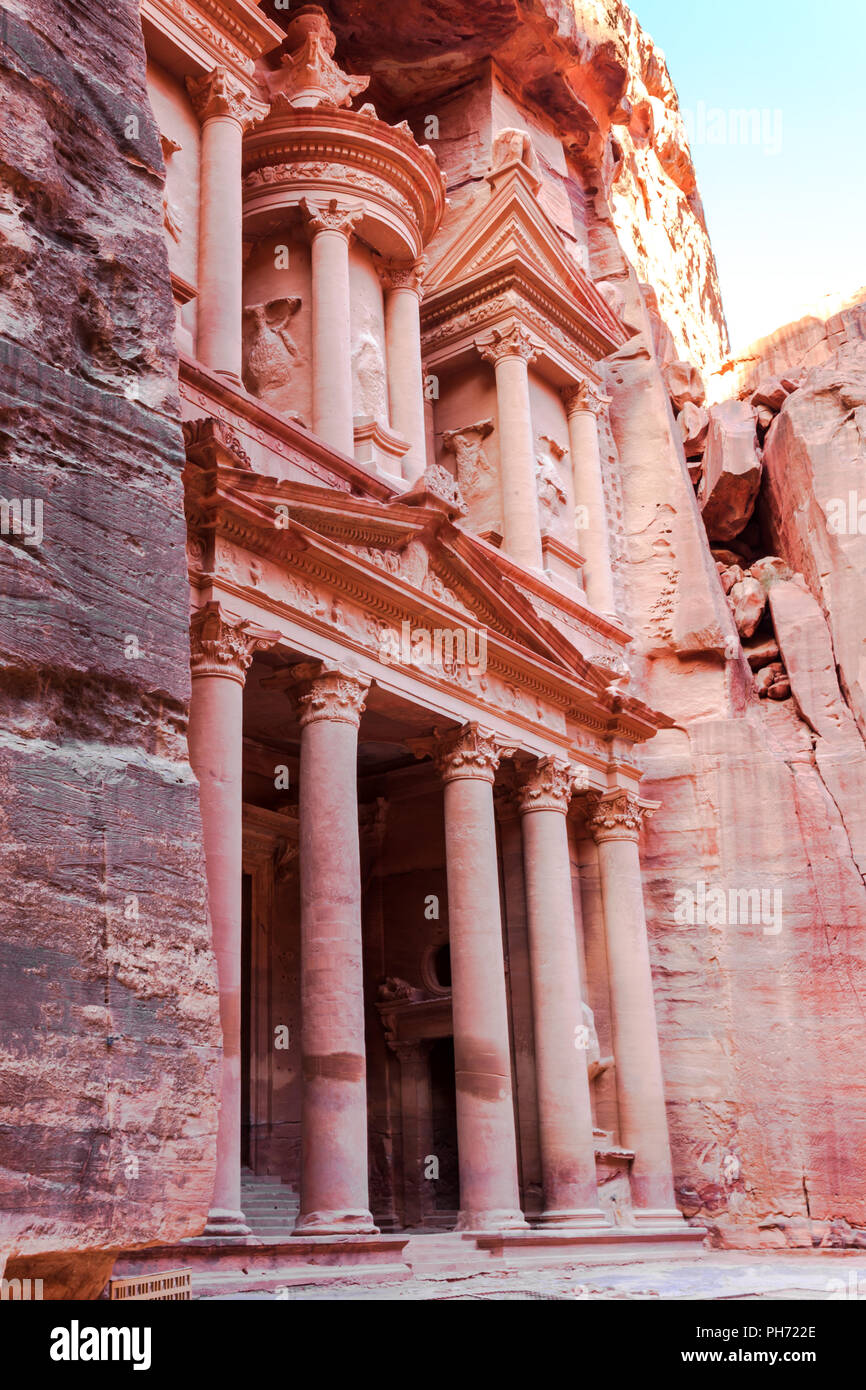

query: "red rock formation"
(0, 0), (220, 1294)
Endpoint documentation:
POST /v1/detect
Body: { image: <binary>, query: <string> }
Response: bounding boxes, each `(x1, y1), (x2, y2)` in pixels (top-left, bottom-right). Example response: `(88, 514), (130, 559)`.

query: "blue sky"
(629, 0), (866, 353)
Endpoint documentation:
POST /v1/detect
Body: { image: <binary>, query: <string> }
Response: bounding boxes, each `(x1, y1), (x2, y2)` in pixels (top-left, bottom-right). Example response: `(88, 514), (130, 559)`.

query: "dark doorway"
(429, 1036), (460, 1217)
(241, 871), (253, 1169)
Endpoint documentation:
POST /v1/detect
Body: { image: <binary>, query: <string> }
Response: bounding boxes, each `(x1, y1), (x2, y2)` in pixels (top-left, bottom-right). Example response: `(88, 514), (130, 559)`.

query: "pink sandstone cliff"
(326, 0), (866, 1246)
(0, 0), (863, 1285)
(0, 0), (220, 1296)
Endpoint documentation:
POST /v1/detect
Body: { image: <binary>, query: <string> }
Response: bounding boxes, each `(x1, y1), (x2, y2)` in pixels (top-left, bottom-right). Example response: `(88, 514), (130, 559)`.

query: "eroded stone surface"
(0, 0), (219, 1290)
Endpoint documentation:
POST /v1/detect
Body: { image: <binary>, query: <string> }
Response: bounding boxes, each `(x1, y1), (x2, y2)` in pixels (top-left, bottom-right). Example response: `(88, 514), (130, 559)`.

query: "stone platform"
(109, 1225), (708, 1299)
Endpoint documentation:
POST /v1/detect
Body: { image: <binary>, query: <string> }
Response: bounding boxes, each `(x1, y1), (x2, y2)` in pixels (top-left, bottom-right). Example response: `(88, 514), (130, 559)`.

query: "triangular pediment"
(211, 471), (612, 692)
(424, 164), (625, 341)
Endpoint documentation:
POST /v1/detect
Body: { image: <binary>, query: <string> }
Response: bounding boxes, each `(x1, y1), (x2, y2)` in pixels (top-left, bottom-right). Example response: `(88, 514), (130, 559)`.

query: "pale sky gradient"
(629, 0), (866, 354)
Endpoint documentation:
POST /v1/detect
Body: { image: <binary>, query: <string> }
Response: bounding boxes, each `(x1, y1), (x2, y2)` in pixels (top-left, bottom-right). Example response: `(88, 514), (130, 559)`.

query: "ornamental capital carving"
(434, 722), (511, 785)
(517, 756), (579, 815)
(183, 416), (252, 470)
(300, 195), (364, 240)
(190, 602), (280, 683)
(186, 67), (266, 128)
(584, 789), (660, 842)
(291, 662), (371, 728)
(561, 379), (611, 418)
(264, 6), (370, 112)
(476, 321), (539, 367)
(376, 256), (427, 295)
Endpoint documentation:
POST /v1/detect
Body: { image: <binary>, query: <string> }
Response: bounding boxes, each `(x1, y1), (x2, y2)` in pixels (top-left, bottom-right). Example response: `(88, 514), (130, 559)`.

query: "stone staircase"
(241, 1169), (300, 1240)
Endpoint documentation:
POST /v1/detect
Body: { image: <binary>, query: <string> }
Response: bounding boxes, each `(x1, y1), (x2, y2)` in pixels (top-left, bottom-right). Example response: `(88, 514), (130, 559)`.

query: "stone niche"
(145, 55), (202, 351)
(242, 234), (312, 422)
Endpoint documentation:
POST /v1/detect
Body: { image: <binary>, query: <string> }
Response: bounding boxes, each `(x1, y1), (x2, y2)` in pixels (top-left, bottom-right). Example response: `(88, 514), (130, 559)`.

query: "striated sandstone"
(0, 0), (220, 1293)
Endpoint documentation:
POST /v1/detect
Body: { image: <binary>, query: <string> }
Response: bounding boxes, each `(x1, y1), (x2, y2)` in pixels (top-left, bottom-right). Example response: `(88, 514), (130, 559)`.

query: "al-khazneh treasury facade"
(137, 0), (691, 1248)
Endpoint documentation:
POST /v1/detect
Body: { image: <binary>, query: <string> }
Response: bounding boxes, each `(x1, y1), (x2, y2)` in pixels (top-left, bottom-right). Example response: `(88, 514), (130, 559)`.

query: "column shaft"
(197, 115), (244, 379)
(494, 354), (543, 569)
(384, 283), (427, 482)
(308, 220), (356, 456)
(294, 666), (376, 1234)
(564, 390), (617, 617)
(519, 762), (607, 1227)
(437, 725), (526, 1232)
(188, 603), (279, 1236)
(588, 793), (682, 1224)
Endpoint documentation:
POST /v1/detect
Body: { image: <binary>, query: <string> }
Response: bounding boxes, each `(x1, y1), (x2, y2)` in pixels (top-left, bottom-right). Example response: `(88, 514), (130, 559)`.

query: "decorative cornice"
(183, 415), (252, 470)
(186, 66), (266, 126)
(433, 722), (511, 785)
(300, 195), (363, 240)
(517, 756), (579, 814)
(190, 601), (280, 682)
(584, 790), (660, 843)
(476, 320), (538, 367)
(290, 662), (370, 728)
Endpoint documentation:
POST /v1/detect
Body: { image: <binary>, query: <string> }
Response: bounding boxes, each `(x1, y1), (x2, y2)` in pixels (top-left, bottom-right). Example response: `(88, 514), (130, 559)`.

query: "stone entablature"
(242, 105), (446, 259)
(141, 0), (282, 86)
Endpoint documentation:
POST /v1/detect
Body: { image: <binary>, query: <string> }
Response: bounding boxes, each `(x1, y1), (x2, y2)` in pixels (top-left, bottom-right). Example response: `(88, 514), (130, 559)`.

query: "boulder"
(751, 377), (789, 414)
(677, 401), (710, 458)
(720, 564), (745, 594)
(743, 635), (781, 670)
(663, 359), (706, 411)
(698, 400), (762, 541)
(729, 576), (767, 638)
(755, 661), (785, 696)
(749, 555), (792, 586)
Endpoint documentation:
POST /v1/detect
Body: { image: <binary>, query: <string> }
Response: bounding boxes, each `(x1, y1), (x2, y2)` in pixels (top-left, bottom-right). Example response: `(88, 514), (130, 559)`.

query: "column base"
(456, 1208), (529, 1234)
(536, 1207), (613, 1231)
(631, 1207), (687, 1229)
(203, 1209), (252, 1238)
(293, 1209), (379, 1237)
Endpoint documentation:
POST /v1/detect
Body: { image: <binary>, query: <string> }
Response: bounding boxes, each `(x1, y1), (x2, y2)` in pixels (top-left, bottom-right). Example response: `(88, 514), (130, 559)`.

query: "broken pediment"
(423, 161), (626, 345)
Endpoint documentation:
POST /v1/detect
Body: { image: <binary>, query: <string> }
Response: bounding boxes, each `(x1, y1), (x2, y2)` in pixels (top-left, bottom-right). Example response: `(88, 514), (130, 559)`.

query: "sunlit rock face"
(0, 0), (220, 1295)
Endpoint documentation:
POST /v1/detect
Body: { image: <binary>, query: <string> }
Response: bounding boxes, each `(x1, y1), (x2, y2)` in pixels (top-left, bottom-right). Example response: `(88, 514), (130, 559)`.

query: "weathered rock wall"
(0, 0), (220, 1294)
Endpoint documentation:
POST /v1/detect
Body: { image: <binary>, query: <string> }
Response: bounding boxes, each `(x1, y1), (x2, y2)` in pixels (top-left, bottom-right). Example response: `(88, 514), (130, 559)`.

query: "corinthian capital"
(190, 602), (280, 683)
(186, 67), (267, 128)
(300, 196), (364, 240)
(476, 321), (538, 367)
(561, 379), (611, 418)
(291, 662), (370, 728)
(376, 256), (427, 295)
(584, 789), (660, 843)
(517, 756), (580, 814)
(434, 723), (510, 785)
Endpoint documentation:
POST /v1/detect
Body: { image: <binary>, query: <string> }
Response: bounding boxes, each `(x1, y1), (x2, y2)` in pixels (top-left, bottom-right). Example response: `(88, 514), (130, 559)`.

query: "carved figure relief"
(242, 297), (302, 407)
(352, 329), (388, 425)
(441, 419), (502, 538)
(535, 434), (569, 532)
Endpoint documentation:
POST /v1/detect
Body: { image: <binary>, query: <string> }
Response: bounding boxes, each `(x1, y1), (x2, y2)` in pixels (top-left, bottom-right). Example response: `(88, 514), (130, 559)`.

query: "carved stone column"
(562, 381), (617, 618)
(517, 758), (608, 1227)
(435, 724), (527, 1232)
(389, 1040), (435, 1229)
(291, 663), (377, 1234)
(188, 602), (280, 1235)
(477, 322), (543, 570)
(379, 259), (428, 483)
(584, 790), (683, 1225)
(302, 198), (363, 457)
(187, 68), (266, 383)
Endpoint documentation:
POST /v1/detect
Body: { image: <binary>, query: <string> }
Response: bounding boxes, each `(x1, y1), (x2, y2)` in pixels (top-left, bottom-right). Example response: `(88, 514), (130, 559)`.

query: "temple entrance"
(429, 1037), (460, 1219)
